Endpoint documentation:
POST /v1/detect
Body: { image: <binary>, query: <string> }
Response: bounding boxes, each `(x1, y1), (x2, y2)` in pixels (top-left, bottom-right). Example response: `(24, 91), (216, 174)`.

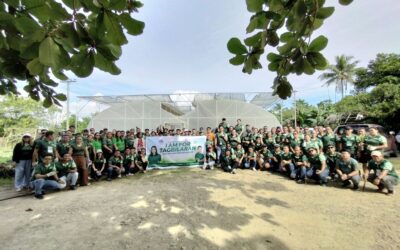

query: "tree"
(60, 114), (92, 132)
(227, 0), (354, 99)
(0, 0), (144, 107)
(0, 95), (60, 137)
(353, 53), (400, 92)
(318, 55), (359, 99)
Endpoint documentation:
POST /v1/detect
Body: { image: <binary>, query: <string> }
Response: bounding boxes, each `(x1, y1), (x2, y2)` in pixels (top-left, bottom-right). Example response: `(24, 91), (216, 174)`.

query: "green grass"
(0, 148), (12, 164)
(0, 178), (13, 187)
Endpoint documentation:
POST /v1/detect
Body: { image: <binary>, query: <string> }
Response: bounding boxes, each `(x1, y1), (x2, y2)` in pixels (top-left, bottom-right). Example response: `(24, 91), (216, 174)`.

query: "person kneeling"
(107, 150), (124, 181)
(243, 147), (257, 171)
(364, 151), (398, 196)
(31, 154), (64, 199)
(335, 150), (360, 190)
(204, 146), (216, 170)
(56, 154), (79, 190)
(221, 150), (237, 174)
(301, 147), (329, 186)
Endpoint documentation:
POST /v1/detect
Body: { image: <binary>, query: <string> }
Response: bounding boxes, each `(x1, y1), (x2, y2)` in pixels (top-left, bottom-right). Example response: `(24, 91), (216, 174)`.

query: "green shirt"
(125, 137), (135, 149)
(260, 150), (272, 160)
(321, 133), (336, 149)
(229, 134), (241, 149)
(92, 140), (102, 151)
(70, 143), (86, 157)
(341, 135), (358, 154)
(102, 138), (114, 149)
(336, 158), (359, 174)
(35, 139), (56, 162)
(364, 135), (386, 153)
(109, 156), (123, 166)
(216, 132), (228, 148)
(148, 154), (161, 165)
(206, 151), (216, 161)
(291, 154), (307, 168)
(124, 154), (136, 165)
(368, 159), (398, 179)
(306, 154), (326, 170)
(290, 138), (302, 150)
(32, 162), (57, 180)
(281, 152), (292, 161)
(272, 150), (282, 163)
(56, 160), (77, 177)
(93, 158), (106, 169)
(113, 138), (125, 152)
(195, 153), (205, 163)
(234, 148), (245, 159)
(56, 142), (71, 158)
(234, 124), (243, 134)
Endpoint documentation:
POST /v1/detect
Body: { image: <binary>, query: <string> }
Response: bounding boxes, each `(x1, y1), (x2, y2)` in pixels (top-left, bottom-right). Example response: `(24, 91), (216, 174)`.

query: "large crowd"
(12, 118), (398, 199)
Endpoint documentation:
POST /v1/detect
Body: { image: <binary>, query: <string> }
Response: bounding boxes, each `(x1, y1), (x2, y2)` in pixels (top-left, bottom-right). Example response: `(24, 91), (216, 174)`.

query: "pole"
(63, 79), (76, 131)
(280, 99), (283, 126)
(293, 90), (297, 127)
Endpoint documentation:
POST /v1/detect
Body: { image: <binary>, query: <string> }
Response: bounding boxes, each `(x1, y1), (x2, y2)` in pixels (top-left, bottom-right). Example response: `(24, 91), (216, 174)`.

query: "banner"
(145, 136), (206, 169)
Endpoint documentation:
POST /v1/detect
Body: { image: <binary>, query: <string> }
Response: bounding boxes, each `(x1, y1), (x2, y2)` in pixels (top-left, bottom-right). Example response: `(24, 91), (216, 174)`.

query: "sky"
(48, 0), (400, 117)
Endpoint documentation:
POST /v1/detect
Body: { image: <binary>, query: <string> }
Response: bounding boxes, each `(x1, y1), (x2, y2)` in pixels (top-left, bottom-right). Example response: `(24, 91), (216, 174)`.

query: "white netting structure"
(79, 92), (281, 130)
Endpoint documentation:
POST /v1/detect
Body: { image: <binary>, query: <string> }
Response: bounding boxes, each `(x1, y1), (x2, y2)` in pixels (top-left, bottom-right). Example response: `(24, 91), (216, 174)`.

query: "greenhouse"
(78, 92), (281, 130)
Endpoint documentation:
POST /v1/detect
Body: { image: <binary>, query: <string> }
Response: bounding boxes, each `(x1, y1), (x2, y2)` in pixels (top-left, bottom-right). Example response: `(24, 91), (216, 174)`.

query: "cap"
(308, 146), (317, 151)
(274, 144), (281, 148)
(345, 126), (352, 130)
(96, 149), (103, 154)
(371, 151), (382, 157)
(23, 133), (32, 137)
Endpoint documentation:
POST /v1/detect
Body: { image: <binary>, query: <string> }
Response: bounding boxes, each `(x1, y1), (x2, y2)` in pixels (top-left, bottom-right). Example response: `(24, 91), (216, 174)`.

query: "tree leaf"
(227, 38), (248, 55)
(55, 93), (67, 101)
(267, 53), (282, 62)
(316, 7), (335, 19)
(339, 0), (353, 6)
(26, 58), (44, 75)
(43, 97), (52, 108)
(308, 35), (328, 52)
(119, 13), (145, 36)
(244, 32), (262, 46)
(70, 50), (95, 77)
(229, 55), (246, 66)
(246, 0), (264, 12)
(94, 51), (121, 75)
(103, 10), (128, 45)
(39, 37), (69, 69)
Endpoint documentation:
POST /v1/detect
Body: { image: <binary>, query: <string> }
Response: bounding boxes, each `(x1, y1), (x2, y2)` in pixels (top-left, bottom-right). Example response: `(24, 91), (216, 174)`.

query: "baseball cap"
(308, 146), (317, 151)
(23, 133), (32, 137)
(371, 151), (382, 157)
(345, 126), (352, 130)
(96, 149), (103, 154)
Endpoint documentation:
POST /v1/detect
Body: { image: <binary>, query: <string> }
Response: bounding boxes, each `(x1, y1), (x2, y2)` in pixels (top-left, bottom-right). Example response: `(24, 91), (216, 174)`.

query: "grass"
(0, 148), (12, 164)
(0, 178), (13, 187)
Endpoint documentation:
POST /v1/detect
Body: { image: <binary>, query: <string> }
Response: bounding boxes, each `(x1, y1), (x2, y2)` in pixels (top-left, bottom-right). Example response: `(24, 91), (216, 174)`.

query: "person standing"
(32, 131), (59, 164)
(12, 133), (34, 191)
(69, 135), (89, 186)
(339, 126), (358, 158)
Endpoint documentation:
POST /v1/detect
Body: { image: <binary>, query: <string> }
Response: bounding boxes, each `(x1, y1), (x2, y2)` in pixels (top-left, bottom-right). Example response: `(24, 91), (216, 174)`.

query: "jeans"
(31, 179), (60, 195)
(301, 167), (329, 184)
(58, 172), (79, 189)
(14, 160), (32, 189)
(341, 175), (361, 186)
(216, 146), (226, 163)
(368, 172), (398, 191)
(289, 164), (299, 179)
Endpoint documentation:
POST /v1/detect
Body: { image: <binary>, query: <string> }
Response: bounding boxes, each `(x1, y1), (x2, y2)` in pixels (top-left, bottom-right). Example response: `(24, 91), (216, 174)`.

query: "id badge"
(48, 146), (53, 154)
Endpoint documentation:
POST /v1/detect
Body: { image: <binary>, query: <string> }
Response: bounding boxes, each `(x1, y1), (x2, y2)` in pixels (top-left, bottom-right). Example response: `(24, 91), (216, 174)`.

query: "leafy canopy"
(227, 0), (353, 99)
(0, 0), (144, 107)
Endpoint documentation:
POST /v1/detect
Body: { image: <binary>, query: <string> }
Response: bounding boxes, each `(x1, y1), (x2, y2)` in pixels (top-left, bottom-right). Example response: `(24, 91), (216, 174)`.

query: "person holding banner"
(134, 148), (148, 173)
(148, 146), (162, 167)
(221, 150), (237, 174)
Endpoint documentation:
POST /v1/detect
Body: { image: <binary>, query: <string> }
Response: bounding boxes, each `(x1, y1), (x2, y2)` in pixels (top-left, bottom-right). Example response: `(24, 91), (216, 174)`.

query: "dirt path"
(1, 168), (399, 250)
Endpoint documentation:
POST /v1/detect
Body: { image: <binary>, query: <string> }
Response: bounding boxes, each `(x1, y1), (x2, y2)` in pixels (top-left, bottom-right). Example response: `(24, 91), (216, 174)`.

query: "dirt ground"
(0, 167), (399, 250)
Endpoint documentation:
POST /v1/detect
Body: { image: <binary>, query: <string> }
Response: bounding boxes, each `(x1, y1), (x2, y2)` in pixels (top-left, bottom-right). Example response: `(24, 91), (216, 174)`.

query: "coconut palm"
(319, 55), (359, 99)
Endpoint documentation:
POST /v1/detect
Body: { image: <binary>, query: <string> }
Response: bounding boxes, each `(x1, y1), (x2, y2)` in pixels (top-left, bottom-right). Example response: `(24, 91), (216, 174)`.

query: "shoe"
(117, 175), (122, 178)
(341, 181), (351, 188)
(70, 185), (76, 190)
(210, 166), (214, 170)
(387, 190), (395, 196)
(107, 178), (112, 181)
(252, 168), (256, 171)
(16, 188), (23, 192)
(35, 194), (44, 199)
(297, 179), (305, 184)
(320, 183), (327, 187)
(231, 169), (236, 174)
(352, 184), (359, 190)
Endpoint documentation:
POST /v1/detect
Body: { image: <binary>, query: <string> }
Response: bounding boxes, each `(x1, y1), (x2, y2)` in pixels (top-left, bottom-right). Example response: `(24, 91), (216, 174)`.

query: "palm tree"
(319, 55), (359, 100)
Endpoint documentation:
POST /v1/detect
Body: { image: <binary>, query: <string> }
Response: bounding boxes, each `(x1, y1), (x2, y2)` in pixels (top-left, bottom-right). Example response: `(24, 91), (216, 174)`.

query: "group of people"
(11, 118), (398, 199)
